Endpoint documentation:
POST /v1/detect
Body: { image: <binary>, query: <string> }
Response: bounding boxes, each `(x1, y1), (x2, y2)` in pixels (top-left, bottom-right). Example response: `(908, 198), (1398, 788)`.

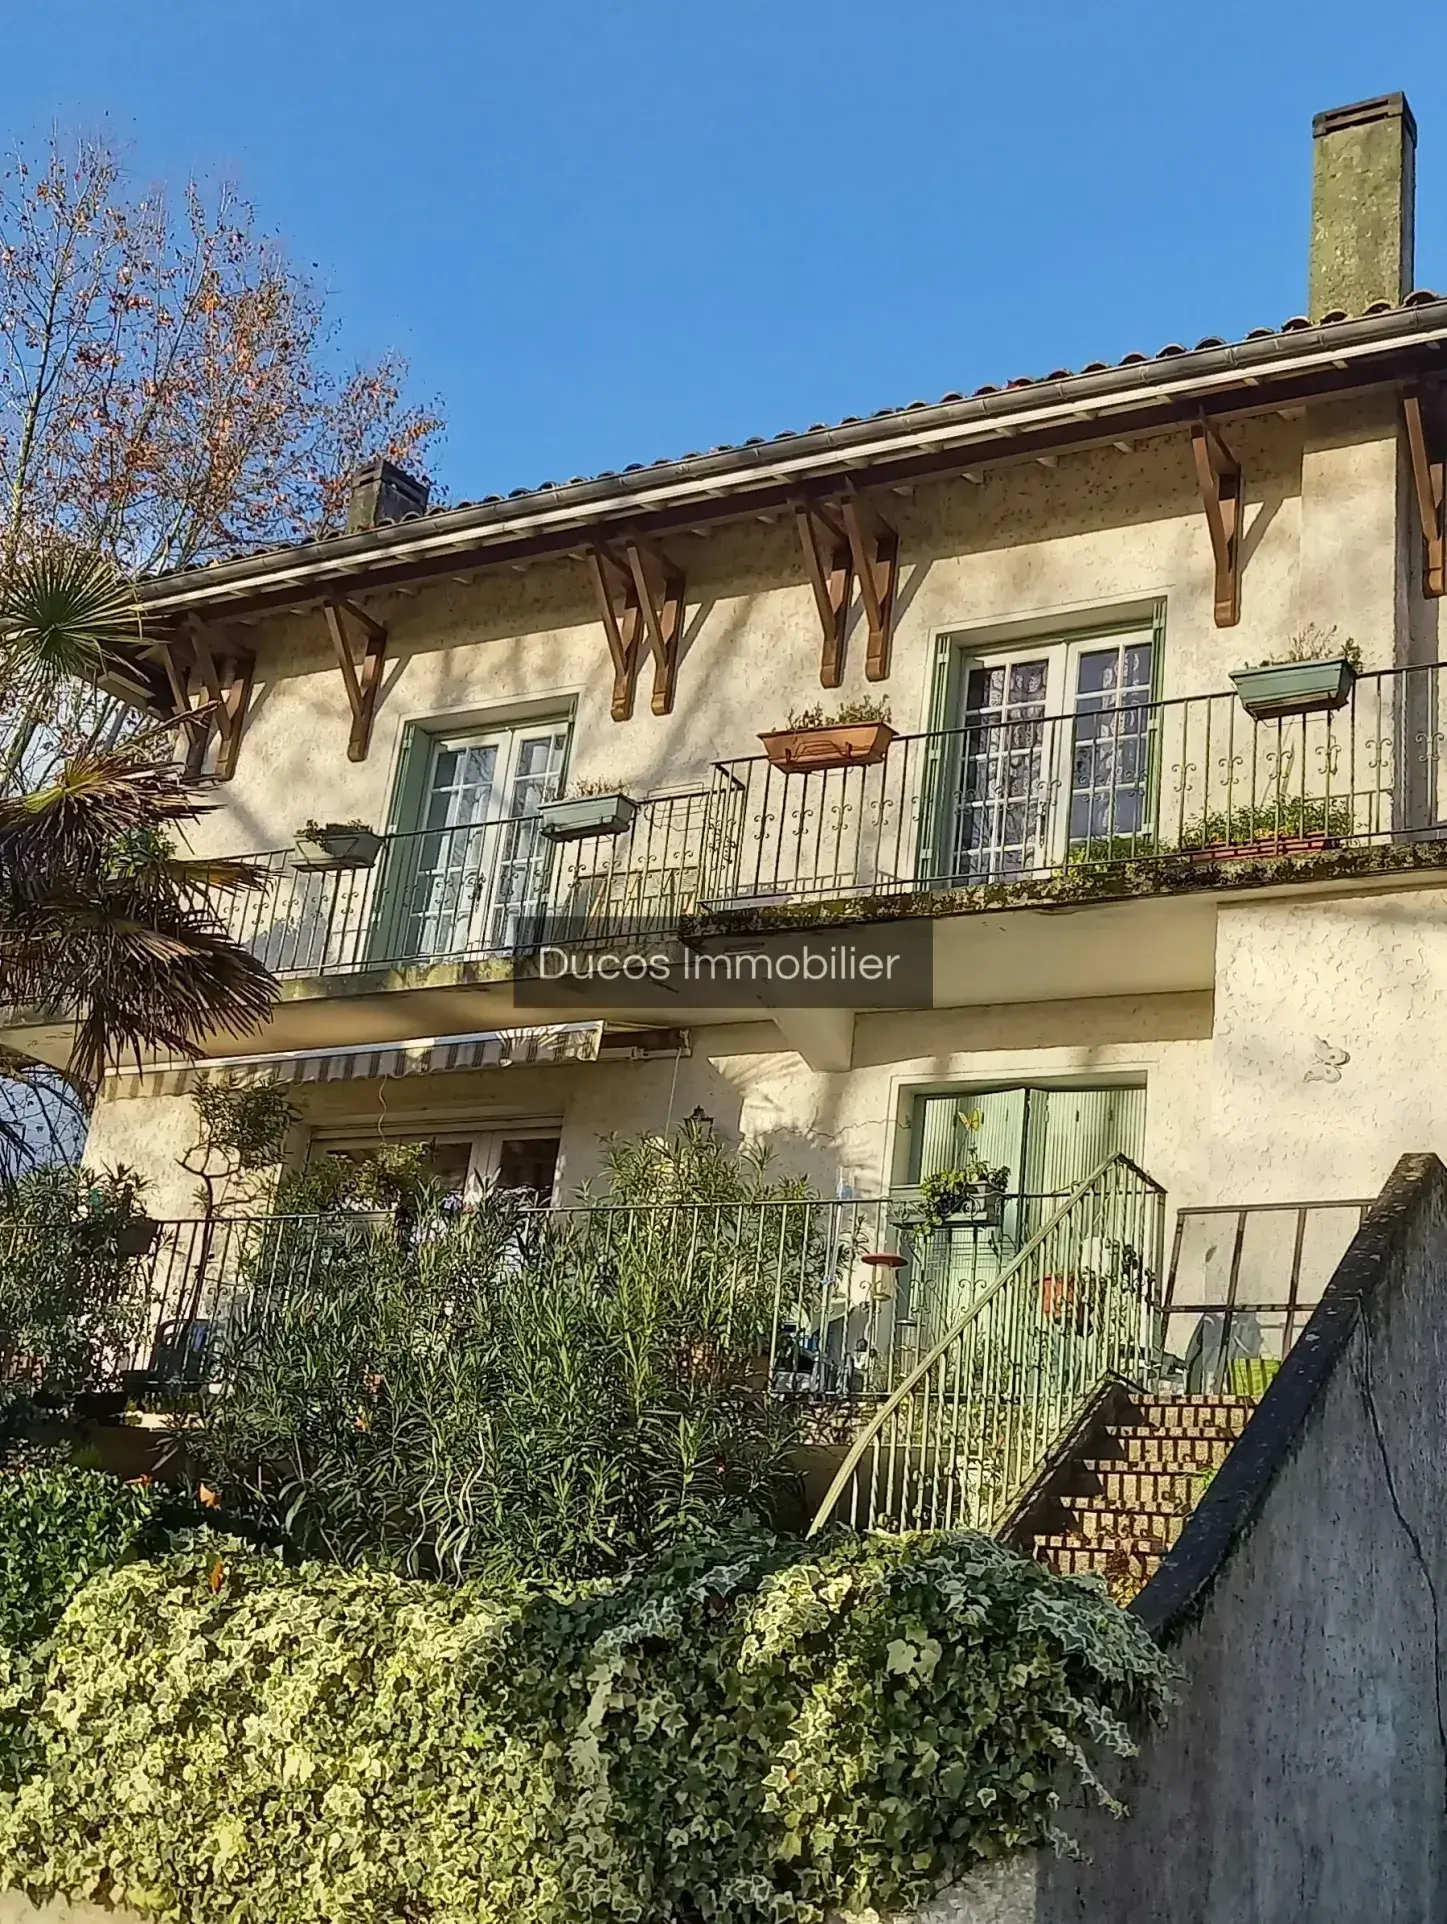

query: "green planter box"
(537, 794), (637, 842)
(1229, 657), (1356, 720)
(294, 827), (384, 870)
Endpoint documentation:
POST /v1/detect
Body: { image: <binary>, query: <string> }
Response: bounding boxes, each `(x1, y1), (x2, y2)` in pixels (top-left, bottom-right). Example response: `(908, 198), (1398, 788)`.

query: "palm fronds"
(0, 743), (278, 1087)
(0, 545), (141, 693)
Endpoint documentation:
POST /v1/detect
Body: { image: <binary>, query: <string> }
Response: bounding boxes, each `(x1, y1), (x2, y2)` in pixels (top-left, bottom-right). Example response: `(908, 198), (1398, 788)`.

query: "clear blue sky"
(3, 0), (1442, 502)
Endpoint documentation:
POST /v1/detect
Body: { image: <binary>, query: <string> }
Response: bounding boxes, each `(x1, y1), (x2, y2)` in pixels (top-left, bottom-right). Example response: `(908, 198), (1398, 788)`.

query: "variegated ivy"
(0, 1527), (1170, 1924)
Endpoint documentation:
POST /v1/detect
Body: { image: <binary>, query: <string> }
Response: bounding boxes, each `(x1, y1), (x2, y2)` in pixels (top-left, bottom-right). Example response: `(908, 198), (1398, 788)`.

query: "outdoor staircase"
(1009, 1390), (1257, 1604)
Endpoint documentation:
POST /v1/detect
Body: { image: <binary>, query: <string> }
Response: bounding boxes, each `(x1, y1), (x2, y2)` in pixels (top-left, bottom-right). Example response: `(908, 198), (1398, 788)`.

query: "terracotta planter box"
(295, 827), (383, 870)
(1229, 657), (1356, 720)
(759, 721), (896, 773)
(1189, 832), (1338, 863)
(537, 793), (637, 842)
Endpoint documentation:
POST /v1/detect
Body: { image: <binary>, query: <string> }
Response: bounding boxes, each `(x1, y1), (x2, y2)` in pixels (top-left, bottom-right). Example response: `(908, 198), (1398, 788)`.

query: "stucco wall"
(180, 418), (1321, 862)
(84, 993), (1213, 1219)
(1209, 888), (1447, 1203)
(1038, 1155), (1447, 1923)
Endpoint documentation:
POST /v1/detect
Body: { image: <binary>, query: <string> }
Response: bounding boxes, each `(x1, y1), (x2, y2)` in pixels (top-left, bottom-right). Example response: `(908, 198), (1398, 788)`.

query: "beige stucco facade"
(65, 369), (1447, 1262)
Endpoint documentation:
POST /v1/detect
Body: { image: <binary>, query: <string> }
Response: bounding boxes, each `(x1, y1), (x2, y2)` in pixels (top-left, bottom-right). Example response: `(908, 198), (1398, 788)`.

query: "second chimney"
(1309, 93), (1417, 318)
(347, 458), (431, 533)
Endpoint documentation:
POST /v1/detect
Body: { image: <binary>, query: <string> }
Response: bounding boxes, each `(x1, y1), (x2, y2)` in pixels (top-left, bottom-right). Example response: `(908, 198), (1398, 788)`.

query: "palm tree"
(0, 548), (277, 1093)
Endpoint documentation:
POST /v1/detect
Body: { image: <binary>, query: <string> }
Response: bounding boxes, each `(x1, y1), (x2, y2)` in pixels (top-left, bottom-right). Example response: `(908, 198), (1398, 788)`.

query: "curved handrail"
(807, 1151), (1164, 1536)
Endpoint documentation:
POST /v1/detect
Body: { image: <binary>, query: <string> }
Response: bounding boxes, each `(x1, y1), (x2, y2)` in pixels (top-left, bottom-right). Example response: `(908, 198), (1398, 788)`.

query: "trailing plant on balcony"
(0, 1526), (1172, 1924)
(910, 1112), (1011, 1235)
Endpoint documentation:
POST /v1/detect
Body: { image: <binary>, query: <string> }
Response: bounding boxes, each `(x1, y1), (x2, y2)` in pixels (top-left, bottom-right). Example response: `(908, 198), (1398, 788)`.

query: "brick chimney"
(346, 458), (431, 533)
(1309, 94), (1416, 318)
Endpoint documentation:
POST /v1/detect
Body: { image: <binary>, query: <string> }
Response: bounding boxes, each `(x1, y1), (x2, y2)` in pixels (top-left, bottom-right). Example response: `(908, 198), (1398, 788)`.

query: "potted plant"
(295, 819), (384, 869)
(537, 779), (638, 842)
(113, 1216), (160, 1258)
(1182, 791), (1353, 862)
(759, 697), (895, 774)
(1229, 626), (1362, 721)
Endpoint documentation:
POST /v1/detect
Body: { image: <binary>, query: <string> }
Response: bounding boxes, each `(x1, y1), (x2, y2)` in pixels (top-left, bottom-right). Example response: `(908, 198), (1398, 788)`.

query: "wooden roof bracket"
(586, 545), (644, 720)
(624, 540), (683, 715)
(840, 495), (899, 681)
(1403, 386), (1446, 597)
(323, 597), (388, 761)
(1190, 418), (1242, 627)
(157, 635), (210, 780)
(184, 618), (255, 782)
(793, 502), (854, 687)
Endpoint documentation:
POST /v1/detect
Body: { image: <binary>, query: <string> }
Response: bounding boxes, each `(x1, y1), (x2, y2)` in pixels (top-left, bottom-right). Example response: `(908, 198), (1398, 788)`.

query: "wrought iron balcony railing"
(705, 660), (1446, 907)
(188, 663), (1447, 979)
(210, 790), (710, 979)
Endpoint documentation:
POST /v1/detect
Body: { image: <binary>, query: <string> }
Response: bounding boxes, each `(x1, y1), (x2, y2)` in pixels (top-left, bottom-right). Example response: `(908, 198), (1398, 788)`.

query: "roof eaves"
(136, 296), (1447, 616)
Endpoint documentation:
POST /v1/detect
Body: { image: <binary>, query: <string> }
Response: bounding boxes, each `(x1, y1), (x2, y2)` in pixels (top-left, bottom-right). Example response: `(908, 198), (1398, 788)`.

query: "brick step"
(1111, 1432), (1238, 1469)
(1133, 1401), (1253, 1435)
(1145, 1393), (1257, 1408)
(1053, 1504), (1189, 1547)
(1034, 1540), (1166, 1596)
(1079, 1462), (1210, 1507)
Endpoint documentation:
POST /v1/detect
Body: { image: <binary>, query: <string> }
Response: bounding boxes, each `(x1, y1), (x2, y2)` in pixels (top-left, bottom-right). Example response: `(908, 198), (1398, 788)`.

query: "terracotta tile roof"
(146, 292), (1446, 585)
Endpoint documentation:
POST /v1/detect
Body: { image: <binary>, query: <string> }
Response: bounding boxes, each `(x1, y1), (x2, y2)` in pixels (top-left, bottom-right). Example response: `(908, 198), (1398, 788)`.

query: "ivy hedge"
(0, 1525), (1171, 1924)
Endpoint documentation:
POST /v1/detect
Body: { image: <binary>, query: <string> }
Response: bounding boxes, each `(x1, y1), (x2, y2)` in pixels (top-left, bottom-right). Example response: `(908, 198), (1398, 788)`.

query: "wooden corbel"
(840, 496), (899, 681)
(793, 503), (854, 688)
(624, 540), (684, 715)
(1190, 418), (1243, 627)
(184, 618), (254, 782)
(156, 636), (211, 781)
(323, 598), (388, 761)
(586, 545), (645, 720)
(1402, 387), (1446, 598)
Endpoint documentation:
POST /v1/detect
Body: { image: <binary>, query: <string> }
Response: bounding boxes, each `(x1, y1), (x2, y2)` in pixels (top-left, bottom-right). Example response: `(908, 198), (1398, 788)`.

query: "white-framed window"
(310, 1126), (562, 1205)
(943, 623), (1157, 882)
(408, 719), (569, 960)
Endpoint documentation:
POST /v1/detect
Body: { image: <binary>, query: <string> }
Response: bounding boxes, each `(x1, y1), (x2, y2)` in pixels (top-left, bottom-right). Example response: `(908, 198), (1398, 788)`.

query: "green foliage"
(195, 1130), (821, 1581)
(182, 1073), (296, 1216)
(0, 1529), (1172, 1924)
(0, 1467), (171, 1792)
(784, 697), (891, 730)
(1179, 791), (1355, 850)
(0, 1164), (151, 1420)
(0, 1467), (164, 1653)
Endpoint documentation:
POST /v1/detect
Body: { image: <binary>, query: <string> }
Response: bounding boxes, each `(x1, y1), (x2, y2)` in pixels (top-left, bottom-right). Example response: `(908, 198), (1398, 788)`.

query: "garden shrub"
(0, 1467), (170, 1788)
(195, 1125), (827, 1582)
(0, 1527), (1171, 1924)
(0, 1165), (152, 1423)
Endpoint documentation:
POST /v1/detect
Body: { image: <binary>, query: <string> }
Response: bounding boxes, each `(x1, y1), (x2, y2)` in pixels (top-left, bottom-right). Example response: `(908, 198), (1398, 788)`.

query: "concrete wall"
(1037, 1152), (1447, 1923)
(1209, 890), (1447, 1204)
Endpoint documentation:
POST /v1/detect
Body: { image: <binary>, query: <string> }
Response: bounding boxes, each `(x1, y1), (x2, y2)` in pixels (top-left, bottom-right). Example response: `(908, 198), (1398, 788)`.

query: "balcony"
(212, 790), (710, 982)
(165, 661), (1447, 1042)
(704, 659), (1447, 912)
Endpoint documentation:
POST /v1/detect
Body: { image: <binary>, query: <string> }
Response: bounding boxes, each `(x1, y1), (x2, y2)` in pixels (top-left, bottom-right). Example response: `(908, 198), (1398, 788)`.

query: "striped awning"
(104, 1022), (605, 1100)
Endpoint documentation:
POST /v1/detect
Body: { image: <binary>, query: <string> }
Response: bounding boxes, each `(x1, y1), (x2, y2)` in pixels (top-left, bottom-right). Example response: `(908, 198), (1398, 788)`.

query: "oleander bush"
(194, 1124), (828, 1582)
(0, 1526), (1171, 1924)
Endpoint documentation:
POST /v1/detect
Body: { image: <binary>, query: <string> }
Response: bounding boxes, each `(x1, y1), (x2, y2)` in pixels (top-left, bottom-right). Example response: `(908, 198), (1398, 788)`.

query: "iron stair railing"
(808, 1152), (1166, 1537)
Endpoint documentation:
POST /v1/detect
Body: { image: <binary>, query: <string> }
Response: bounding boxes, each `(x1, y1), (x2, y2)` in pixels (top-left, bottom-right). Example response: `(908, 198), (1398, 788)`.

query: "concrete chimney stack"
(1309, 94), (1416, 318)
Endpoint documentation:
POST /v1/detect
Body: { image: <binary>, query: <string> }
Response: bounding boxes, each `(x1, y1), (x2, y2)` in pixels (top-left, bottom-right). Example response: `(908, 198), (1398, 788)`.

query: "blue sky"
(3, 0), (1442, 501)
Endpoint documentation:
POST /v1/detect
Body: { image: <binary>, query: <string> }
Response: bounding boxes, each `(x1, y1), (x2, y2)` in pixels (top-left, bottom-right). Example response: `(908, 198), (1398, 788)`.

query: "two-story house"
(17, 92), (1447, 1444)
